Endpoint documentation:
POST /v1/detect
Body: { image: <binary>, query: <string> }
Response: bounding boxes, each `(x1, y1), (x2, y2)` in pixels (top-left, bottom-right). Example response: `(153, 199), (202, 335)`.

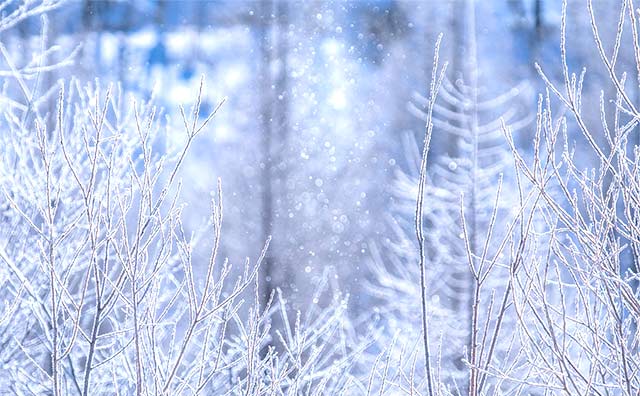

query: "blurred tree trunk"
(447, 2), (475, 375)
(117, 5), (131, 90)
(535, 0), (543, 40)
(461, 0), (478, 368)
(443, 0), (464, 160)
(258, 0), (289, 312)
(531, 0), (543, 65)
(82, 0), (103, 77)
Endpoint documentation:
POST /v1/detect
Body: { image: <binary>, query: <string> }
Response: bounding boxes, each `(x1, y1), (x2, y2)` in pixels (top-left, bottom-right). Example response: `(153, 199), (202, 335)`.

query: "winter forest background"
(3, 0), (640, 394)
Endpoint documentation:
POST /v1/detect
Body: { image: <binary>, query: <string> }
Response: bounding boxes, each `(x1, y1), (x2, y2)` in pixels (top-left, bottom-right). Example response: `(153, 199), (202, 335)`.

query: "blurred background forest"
(3, 0), (634, 313)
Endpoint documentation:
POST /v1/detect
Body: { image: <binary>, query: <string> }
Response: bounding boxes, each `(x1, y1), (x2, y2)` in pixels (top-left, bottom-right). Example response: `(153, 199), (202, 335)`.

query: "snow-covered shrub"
(496, 1), (640, 392)
(367, 1), (640, 395)
(0, 6), (363, 395)
(365, 13), (532, 391)
(0, 77), (362, 395)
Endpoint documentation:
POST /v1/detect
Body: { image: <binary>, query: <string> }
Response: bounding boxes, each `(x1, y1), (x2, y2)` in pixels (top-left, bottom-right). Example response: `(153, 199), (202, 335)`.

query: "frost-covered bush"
(495, 1), (640, 392)
(367, 1), (640, 395)
(0, 76), (364, 394)
(0, 6), (363, 395)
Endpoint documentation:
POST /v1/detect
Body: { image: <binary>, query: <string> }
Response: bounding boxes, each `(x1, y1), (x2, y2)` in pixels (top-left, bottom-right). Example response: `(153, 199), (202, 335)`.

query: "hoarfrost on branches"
(1, 0), (640, 395)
